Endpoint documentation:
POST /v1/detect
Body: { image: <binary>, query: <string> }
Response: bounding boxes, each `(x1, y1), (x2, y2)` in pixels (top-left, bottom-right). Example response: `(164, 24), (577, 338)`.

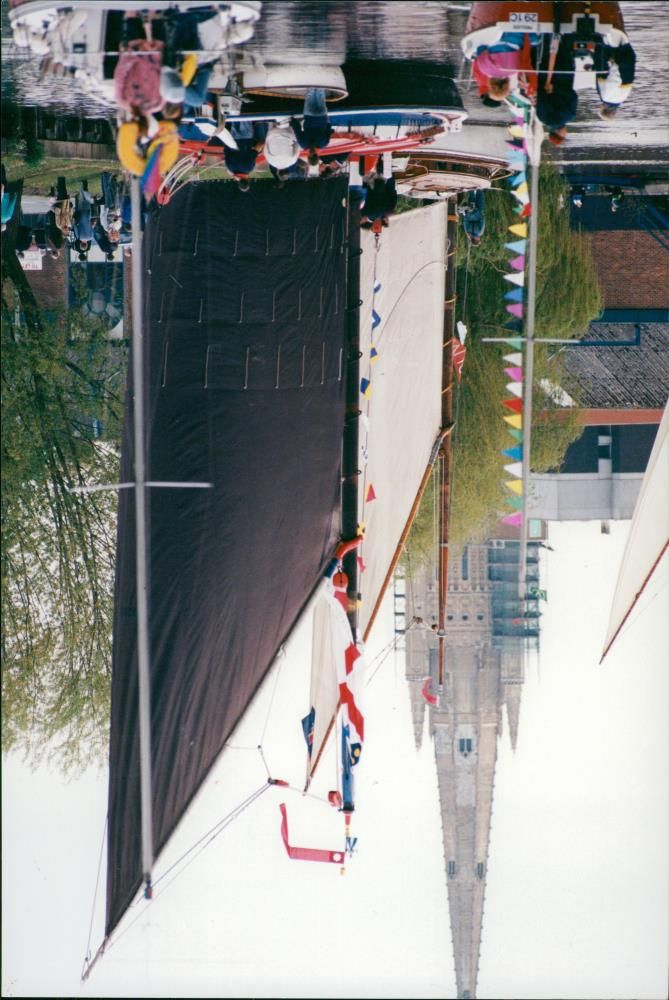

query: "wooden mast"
(437, 206), (458, 690)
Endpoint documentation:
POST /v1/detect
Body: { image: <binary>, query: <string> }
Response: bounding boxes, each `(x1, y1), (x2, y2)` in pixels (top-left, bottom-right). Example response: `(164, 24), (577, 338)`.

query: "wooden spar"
(437, 208), (458, 689)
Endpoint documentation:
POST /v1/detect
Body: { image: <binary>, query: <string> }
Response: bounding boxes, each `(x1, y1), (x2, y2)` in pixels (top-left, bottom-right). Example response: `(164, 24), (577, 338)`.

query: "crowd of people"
(471, 30), (636, 145)
(9, 171), (131, 263)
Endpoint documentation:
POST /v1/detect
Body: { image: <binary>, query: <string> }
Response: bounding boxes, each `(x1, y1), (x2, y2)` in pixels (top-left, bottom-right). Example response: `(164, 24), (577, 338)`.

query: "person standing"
(290, 88), (333, 168)
(536, 35), (578, 145)
(595, 42), (636, 119)
(459, 188), (485, 245)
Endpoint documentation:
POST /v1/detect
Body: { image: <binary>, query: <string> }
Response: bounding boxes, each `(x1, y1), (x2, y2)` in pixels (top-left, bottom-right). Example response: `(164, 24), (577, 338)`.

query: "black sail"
(106, 178), (350, 938)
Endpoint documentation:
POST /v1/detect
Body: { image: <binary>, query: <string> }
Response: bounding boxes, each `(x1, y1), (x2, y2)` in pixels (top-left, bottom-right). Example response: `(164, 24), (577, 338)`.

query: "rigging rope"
(81, 815), (108, 980)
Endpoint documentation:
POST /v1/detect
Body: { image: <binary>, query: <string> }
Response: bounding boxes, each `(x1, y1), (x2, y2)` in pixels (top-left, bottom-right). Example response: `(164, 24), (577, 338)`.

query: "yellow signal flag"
(508, 125), (525, 139)
(508, 223), (528, 238)
(504, 413), (523, 429)
(505, 480), (523, 495)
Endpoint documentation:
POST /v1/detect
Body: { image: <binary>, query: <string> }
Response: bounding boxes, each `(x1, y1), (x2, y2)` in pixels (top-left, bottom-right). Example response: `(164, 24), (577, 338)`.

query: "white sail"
(601, 398), (669, 662)
(357, 203), (448, 639)
(306, 586), (340, 779)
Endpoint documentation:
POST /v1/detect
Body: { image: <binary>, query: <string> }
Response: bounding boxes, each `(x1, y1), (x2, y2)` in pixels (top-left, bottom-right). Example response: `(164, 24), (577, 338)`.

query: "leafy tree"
(404, 165), (602, 565)
(1, 250), (126, 772)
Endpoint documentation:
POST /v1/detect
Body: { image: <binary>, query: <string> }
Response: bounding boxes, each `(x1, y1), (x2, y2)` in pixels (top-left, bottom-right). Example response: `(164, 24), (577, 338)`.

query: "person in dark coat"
(460, 188), (485, 245)
(360, 172), (398, 231)
(93, 220), (117, 259)
(536, 36), (578, 145)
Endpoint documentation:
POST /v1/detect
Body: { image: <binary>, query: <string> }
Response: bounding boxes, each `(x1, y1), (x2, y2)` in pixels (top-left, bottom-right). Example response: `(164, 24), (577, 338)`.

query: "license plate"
(508, 11), (540, 27)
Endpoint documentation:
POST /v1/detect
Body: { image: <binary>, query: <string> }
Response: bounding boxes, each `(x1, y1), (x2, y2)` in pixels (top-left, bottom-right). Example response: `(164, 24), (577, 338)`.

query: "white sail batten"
(601, 399), (669, 662)
(357, 204), (448, 639)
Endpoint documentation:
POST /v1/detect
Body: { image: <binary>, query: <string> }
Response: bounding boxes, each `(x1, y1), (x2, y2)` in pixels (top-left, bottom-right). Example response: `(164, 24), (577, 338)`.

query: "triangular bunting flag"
(501, 335), (523, 348)
(503, 352), (523, 365)
(371, 310), (381, 330)
(505, 239), (527, 254)
(506, 303), (524, 318)
(505, 138), (524, 150)
(503, 446), (523, 460)
(505, 480), (523, 495)
(503, 398), (523, 414)
(514, 181), (529, 198)
(505, 366), (523, 381)
(506, 493), (523, 510)
(504, 414), (523, 429)
(502, 512), (523, 526)
(370, 346), (379, 362)
(507, 156), (527, 173)
(503, 321), (524, 334)
(510, 172), (527, 189)
(504, 272), (525, 287)
(456, 320), (468, 344)
(506, 381), (523, 397)
(504, 461), (523, 478)
(508, 223), (528, 237)
(504, 288), (524, 302)
(360, 377), (371, 398)
(509, 255), (526, 271)
(508, 92), (531, 108)
(520, 203), (532, 218)
(507, 428), (523, 442)
(366, 484), (376, 502)
(507, 124), (525, 139)
(512, 191), (530, 208)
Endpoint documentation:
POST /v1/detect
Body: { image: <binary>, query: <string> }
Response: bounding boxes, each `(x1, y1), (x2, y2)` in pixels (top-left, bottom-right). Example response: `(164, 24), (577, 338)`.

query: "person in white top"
(596, 42), (636, 120)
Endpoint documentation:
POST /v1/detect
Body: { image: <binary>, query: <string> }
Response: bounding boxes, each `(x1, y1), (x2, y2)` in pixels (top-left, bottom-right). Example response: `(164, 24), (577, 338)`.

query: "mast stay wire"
(81, 780), (271, 979)
(81, 815), (108, 979)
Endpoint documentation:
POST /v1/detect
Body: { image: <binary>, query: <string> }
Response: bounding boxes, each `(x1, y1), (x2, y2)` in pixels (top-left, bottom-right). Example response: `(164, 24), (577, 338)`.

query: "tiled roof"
(562, 324), (669, 408)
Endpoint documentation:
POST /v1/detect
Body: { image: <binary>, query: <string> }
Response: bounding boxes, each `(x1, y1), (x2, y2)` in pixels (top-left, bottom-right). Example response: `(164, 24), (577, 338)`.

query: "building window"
(476, 614), (484, 621)
(447, 860), (456, 878)
(462, 614), (469, 621)
(461, 548), (469, 581)
(476, 862), (486, 879)
(447, 614), (454, 621)
(458, 738), (473, 755)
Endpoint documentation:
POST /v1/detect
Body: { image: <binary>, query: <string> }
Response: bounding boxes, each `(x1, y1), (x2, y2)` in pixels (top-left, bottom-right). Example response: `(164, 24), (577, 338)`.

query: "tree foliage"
(1, 251), (126, 772)
(404, 165), (602, 565)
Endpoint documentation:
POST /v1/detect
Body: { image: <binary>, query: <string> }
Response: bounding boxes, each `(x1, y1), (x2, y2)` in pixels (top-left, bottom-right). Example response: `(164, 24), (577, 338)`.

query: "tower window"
(458, 738), (473, 755)
(447, 860), (456, 878)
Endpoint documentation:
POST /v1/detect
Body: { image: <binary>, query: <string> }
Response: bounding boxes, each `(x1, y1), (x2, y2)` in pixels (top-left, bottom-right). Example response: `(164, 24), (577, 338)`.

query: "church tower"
(404, 534), (541, 998)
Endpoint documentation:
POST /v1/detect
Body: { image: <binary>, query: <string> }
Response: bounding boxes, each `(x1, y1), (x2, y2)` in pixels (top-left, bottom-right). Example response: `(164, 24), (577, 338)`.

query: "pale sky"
(3, 519), (668, 999)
